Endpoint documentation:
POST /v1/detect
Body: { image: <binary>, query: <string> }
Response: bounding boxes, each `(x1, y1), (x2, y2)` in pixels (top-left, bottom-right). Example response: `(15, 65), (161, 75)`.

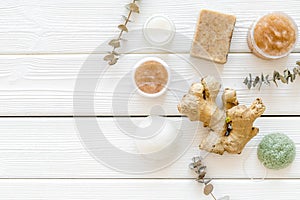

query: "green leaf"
(243, 77), (249, 85)
(293, 67), (300, 75)
(273, 79), (278, 87)
(280, 75), (287, 84)
(225, 117), (231, 123)
(258, 80), (263, 90)
(291, 73), (296, 82)
(265, 75), (270, 85)
(273, 71), (280, 80)
(253, 76), (259, 87)
(247, 81), (252, 89)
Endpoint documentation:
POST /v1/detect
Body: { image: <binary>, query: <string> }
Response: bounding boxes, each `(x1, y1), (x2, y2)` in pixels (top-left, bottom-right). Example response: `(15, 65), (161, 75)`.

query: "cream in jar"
(248, 12), (298, 59)
(133, 57), (170, 98)
(143, 14), (175, 46)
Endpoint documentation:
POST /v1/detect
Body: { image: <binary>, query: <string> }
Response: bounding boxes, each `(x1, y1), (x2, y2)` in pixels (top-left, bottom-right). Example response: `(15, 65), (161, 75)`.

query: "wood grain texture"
(1, 0), (300, 197)
(0, 53), (299, 116)
(0, 0), (299, 54)
(0, 117), (298, 179)
(0, 179), (298, 200)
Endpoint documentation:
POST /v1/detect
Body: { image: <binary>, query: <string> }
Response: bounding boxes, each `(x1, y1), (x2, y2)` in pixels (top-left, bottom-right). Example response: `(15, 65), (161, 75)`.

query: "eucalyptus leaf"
(197, 171), (206, 180)
(273, 71), (280, 80)
(247, 81), (251, 89)
(243, 61), (300, 89)
(280, 75), (287, 84)
(203, 184), (214, 195)
(253, 76), (259, 87)
(109, 57), (118, 65)
(197, 166), (206, 174)
(108, 39), (120, 48)
(118, 24), (128, 32)
(103, 53), (114, 61)
(258, 80), (262, 90)
(291, 74), (296, 82)
(283, 69), (289, 83)
(293, 68), (300, 75)
(127, 3), (140, 13)
(265, 75), (270, 85)
(189, 163), (196, 170)
(192, 156), (202, 164)
(273, 79), (278, 87)
(243, 77), (249, 85)
(105, 0), (140, 66)
(261, 73), (265, 82)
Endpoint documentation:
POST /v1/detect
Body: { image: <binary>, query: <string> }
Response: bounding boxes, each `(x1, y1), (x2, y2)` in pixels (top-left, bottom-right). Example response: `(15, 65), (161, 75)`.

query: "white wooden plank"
(0, 53), (299, 115)
(0, 0), (300, 54)
(0, 179), (298, 200)
(0, 117), (298, 178)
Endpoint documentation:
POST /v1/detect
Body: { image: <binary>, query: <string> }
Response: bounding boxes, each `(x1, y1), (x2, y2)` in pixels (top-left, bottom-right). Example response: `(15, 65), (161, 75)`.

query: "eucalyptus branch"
(243, 61), (300, 90)
(104, 0), (140, 65)
(189, 156), (229, 200)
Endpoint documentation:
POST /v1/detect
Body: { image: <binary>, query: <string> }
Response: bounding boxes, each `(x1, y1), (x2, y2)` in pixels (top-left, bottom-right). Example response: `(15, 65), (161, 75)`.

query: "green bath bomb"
(257, 133), (296, 170)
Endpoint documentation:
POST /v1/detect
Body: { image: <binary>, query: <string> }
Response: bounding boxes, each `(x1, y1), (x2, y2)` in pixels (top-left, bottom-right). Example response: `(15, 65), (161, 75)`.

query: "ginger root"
(178, 76), (266, 155)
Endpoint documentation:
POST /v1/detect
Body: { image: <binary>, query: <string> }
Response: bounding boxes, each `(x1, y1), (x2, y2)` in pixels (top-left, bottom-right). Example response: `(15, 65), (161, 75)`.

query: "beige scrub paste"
(134, 60), (168, 94)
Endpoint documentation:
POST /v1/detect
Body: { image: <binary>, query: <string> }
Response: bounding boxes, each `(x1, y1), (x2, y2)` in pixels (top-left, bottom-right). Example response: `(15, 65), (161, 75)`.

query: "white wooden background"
(1, 0), (300, 199)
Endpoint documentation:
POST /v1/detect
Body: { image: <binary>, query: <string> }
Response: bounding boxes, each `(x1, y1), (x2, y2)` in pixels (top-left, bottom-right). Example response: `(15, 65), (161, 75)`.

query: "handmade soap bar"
(190, 10), (236, 64)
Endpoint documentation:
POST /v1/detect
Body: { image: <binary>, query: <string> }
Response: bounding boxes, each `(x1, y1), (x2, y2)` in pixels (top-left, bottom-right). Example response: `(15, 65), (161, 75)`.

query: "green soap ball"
(257, 133), (296, 170)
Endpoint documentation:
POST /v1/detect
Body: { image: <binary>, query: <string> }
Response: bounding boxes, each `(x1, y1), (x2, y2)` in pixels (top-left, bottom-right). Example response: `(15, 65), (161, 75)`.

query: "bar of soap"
(190, 10), (236, 64)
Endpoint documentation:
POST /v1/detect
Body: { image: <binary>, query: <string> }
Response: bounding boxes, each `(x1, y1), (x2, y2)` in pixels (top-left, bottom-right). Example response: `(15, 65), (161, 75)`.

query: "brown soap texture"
(190, 10), (236, 64)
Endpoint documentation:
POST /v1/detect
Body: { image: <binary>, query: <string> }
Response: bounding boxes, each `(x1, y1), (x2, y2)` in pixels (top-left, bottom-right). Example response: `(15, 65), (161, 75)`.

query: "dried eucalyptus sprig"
(104, 0), (140, 65)
(189, 156), (230, 200)
(243, 61), (300, 89)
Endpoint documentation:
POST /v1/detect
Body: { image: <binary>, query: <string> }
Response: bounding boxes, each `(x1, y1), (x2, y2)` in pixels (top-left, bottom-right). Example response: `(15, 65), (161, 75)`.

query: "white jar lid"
(143, 14), (176, 46)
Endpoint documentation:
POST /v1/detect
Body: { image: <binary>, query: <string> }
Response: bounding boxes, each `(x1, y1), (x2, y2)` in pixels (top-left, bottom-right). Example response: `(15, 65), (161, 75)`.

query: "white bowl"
(132, 57), (171, 98)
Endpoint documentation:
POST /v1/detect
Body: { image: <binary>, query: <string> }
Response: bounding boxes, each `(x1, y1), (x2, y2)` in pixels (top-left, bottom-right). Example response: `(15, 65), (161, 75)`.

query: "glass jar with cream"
(248, 12), (298, 59)
(143, 14), (176, 46)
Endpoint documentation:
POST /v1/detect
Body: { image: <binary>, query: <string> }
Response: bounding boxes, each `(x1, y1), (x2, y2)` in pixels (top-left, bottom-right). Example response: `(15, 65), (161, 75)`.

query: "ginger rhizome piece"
(177, 76), (266, 155)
